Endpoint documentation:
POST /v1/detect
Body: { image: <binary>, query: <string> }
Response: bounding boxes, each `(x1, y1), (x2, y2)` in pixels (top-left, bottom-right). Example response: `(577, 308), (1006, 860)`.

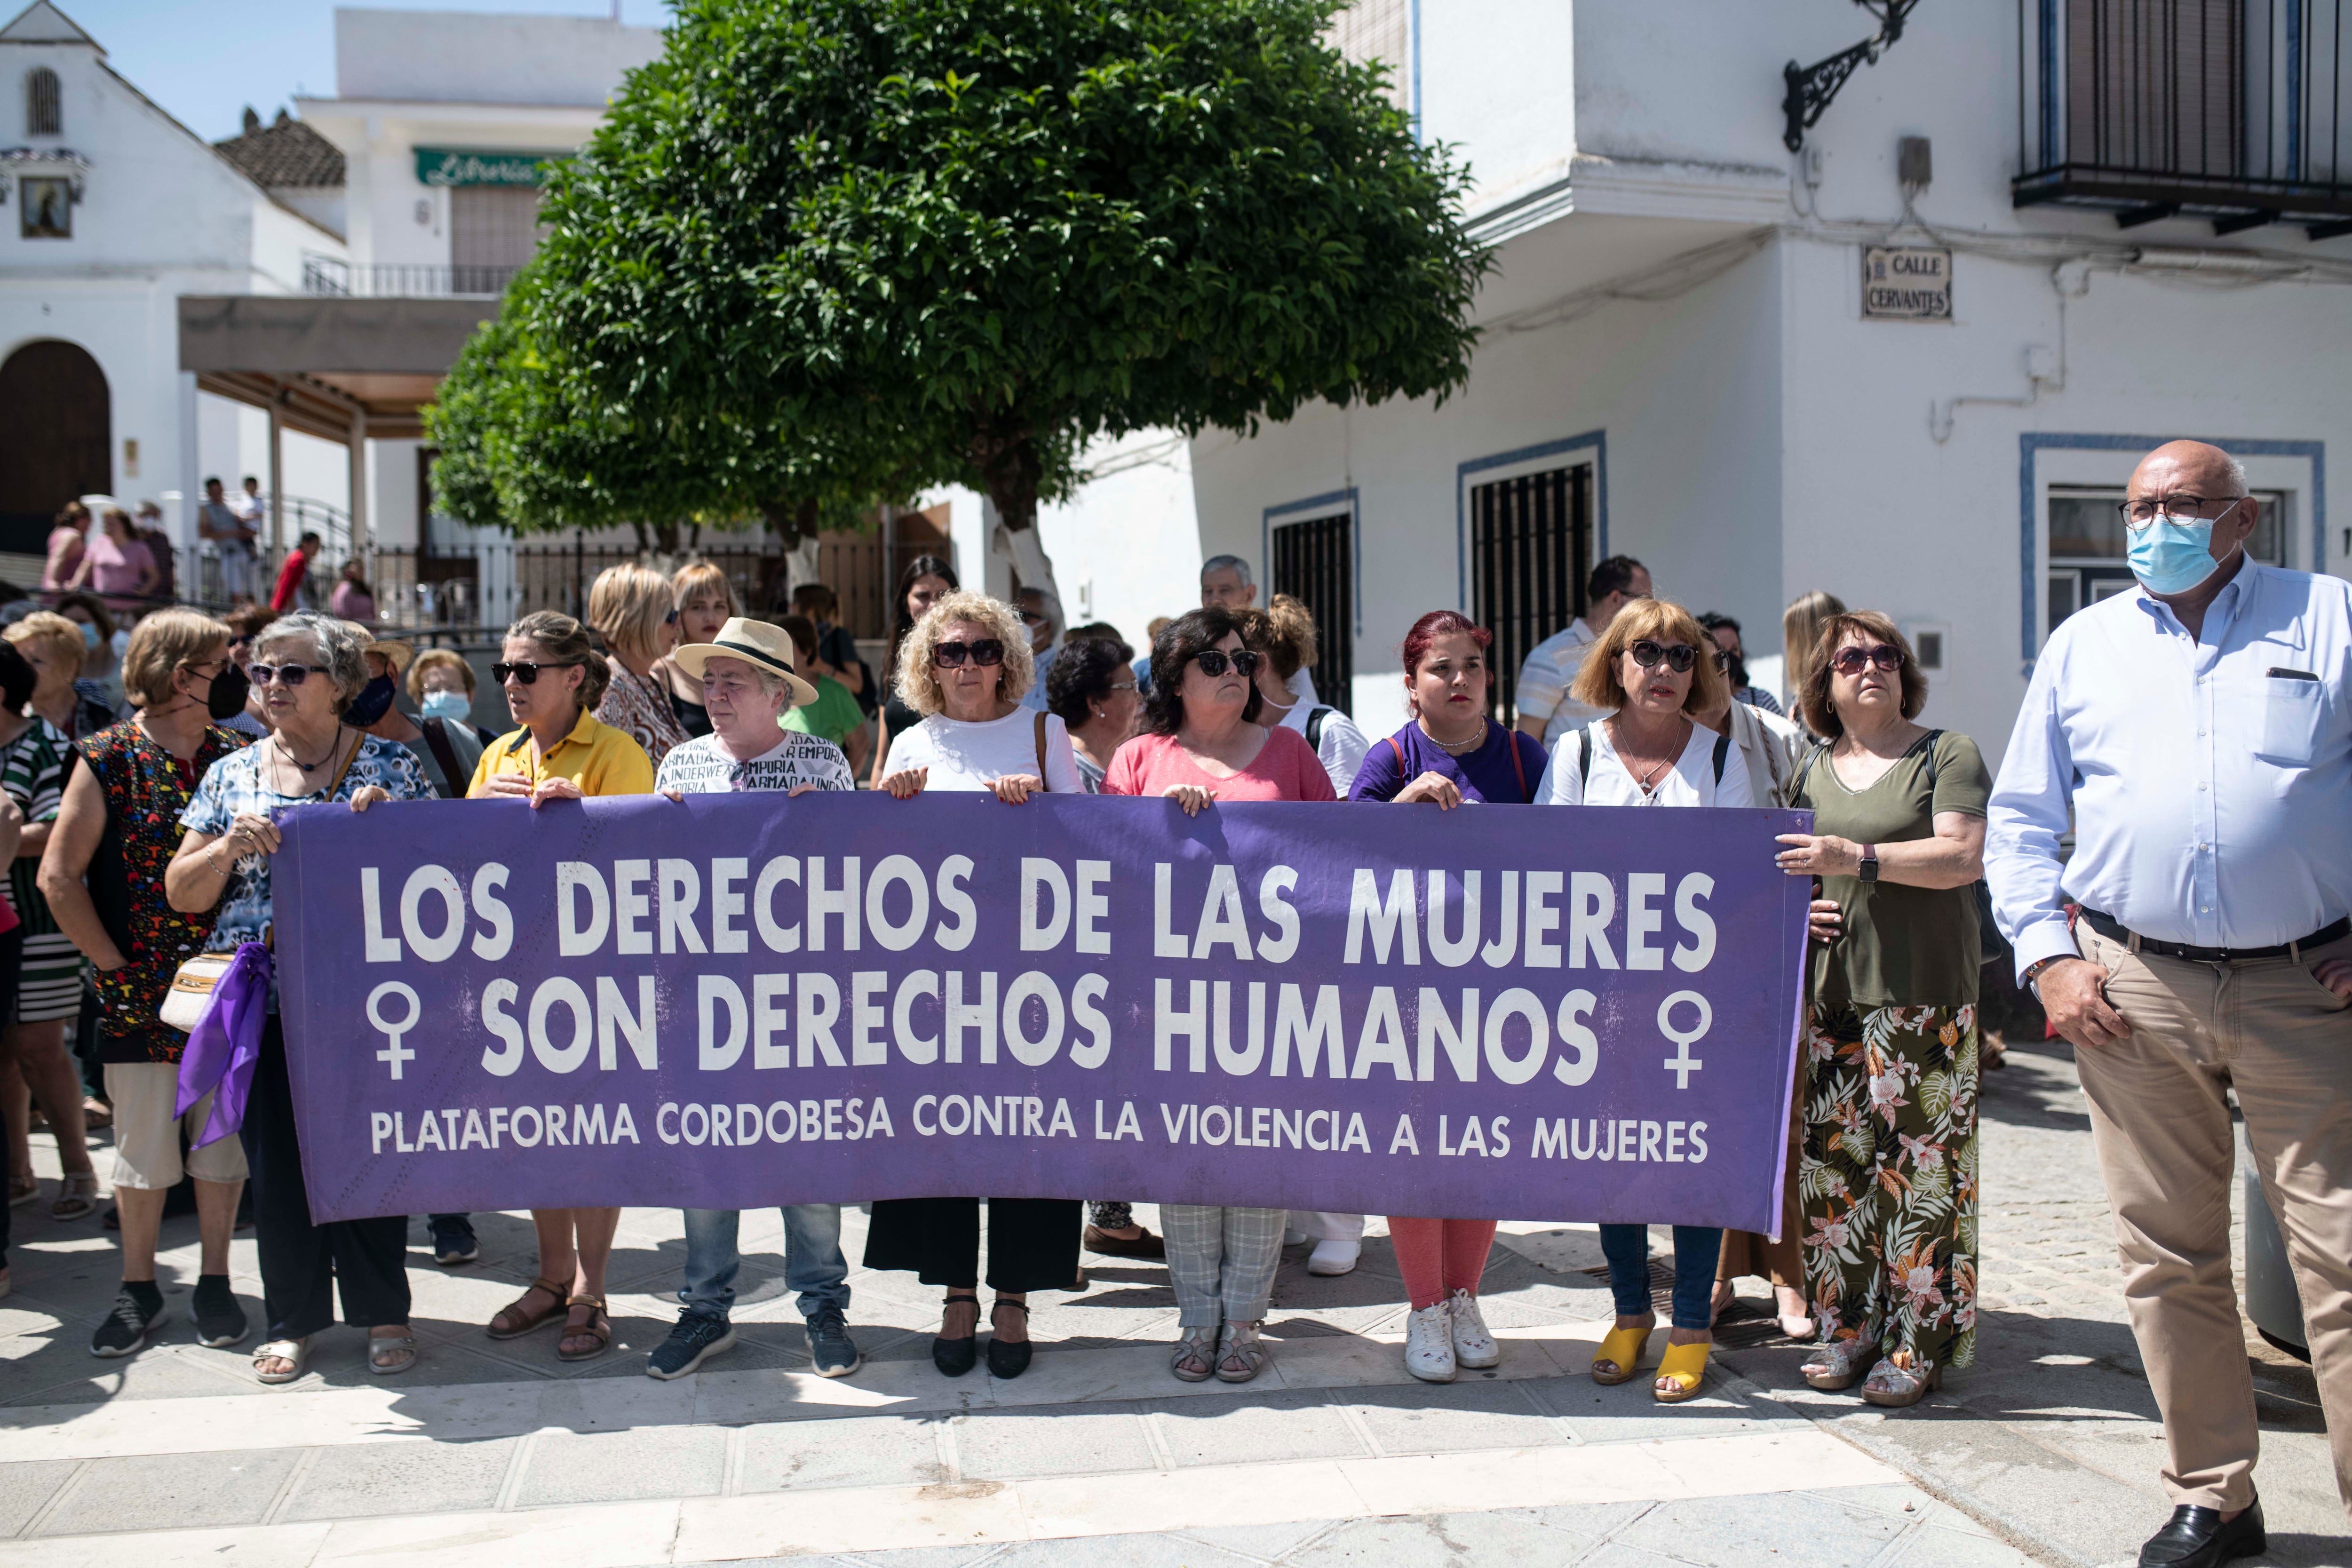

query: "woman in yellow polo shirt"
(468, 611), (652, 1361)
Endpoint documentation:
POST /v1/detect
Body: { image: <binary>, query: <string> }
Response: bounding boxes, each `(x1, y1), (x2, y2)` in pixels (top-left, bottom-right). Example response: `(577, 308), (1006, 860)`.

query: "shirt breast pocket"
(2258, 671), (2324, 767)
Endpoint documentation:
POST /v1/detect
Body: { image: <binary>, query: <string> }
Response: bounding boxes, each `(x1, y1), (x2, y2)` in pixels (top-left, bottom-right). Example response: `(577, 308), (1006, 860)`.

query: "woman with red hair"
(1348, 612), (1548, 808)
(1349, 612), (1548, 1385)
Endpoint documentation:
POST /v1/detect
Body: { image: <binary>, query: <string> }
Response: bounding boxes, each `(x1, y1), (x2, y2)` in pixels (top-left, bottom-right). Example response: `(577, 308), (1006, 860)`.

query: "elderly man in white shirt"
(1986, 440), (2352, 1568)
(1513, 555), (1651, 747)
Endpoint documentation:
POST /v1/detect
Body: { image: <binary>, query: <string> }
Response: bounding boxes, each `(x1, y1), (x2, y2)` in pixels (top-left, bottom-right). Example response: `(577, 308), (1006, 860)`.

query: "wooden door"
(0, 340), (109, 555)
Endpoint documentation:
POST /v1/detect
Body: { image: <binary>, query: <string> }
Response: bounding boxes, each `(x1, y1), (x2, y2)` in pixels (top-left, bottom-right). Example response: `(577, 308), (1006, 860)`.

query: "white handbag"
(159, 951), (238, 1034)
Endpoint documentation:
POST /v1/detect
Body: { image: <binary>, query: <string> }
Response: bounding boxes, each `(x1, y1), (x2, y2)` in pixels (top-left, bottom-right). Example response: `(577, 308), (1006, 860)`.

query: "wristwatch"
(1857, 844), (1879, 884)
(2019, 955), (2066, 997)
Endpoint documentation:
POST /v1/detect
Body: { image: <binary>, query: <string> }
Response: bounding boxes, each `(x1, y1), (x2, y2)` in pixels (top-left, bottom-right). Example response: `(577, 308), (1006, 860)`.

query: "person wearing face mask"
(38, 610), (253, 1357)
(405, 648), (493, 746)
(351, 640), (483, 803)
(40, 597), (123, 734)
(1986, 441), (2352, 1568)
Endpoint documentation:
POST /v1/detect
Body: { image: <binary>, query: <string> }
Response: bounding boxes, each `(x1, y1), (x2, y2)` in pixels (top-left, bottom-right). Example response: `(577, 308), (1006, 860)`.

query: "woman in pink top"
(1101, 608), (1332, 1388)
(40, 502), (87, 595)
(68, 509), (158, 614)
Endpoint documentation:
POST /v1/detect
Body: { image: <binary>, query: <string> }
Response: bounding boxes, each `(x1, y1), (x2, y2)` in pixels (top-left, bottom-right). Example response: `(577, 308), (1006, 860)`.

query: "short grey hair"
(254, 611), (370, 706)
(2221, 452), (2251, 496)
(1200, 554), (1253, 588)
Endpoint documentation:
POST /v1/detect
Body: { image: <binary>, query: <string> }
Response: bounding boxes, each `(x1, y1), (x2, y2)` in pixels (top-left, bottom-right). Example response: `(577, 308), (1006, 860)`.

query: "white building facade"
(0, 1), (344, 564)
(1042, 0), (2352, 764)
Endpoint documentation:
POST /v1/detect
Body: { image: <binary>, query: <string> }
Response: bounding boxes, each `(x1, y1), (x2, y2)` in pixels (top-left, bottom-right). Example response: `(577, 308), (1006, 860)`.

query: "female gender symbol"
(1657, 990), (1712, 1090)
(367, 981), (422, 1080)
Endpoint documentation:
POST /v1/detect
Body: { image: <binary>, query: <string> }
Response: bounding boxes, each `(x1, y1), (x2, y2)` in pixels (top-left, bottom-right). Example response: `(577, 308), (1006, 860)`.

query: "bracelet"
(2019, 955), (2066, 995)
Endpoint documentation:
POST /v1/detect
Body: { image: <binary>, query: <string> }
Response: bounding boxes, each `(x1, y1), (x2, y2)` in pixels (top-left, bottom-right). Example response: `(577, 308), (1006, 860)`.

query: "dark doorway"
(1271, 510), (1353, 716)
(1473, 463), (1592, 726)
(0, 340), (109, 556)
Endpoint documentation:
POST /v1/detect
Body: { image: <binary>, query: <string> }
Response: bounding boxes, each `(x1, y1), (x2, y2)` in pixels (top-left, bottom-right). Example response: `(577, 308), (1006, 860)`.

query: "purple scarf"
(174, 943), (272, 1149)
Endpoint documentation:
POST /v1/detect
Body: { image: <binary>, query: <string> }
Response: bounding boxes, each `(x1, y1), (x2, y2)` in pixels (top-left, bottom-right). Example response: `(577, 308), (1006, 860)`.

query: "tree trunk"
(968, 416), (1066, 639)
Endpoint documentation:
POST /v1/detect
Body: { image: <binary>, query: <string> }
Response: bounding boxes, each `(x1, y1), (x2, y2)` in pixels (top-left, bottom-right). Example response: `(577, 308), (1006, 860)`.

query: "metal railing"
(299, 256), (522, 299)
(2016, 0), (2352, 232)
(187, 496), (355, 611)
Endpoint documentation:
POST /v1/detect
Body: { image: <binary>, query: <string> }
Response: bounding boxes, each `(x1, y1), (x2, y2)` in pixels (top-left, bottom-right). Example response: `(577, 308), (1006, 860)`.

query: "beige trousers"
(2075, 924), (2352, 1515)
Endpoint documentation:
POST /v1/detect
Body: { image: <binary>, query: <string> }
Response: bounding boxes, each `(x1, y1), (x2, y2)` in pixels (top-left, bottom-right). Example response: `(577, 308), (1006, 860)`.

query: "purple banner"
(273, 793), (1812, 1230)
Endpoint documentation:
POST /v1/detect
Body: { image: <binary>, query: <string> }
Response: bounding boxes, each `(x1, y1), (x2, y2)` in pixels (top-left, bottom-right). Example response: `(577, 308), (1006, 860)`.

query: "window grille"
(1271, 512), (1355, 717)
(1472, 465), (1592, 725)
(25, 68), (59, 137)
(1325, 0), (1411, 111)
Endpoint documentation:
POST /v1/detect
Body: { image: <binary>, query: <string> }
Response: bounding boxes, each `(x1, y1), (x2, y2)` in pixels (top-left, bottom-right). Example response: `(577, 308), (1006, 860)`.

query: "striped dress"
(2, 718), (83, 1022)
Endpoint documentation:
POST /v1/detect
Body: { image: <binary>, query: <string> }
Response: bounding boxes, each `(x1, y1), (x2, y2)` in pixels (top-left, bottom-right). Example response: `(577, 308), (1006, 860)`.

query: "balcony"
(2013, 0), (2352, 238)
(300, 257), (520, 299)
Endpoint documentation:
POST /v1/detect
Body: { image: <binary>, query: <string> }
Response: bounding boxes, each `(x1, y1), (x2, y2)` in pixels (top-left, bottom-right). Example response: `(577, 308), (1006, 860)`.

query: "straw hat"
(365, 638), (415, 674)
(670, 617), (819, 708)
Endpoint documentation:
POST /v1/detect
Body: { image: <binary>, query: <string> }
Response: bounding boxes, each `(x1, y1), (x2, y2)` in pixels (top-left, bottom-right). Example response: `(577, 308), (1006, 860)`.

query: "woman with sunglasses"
(466, 612), (654, 1361)
(587, 564), (689, 767)
(1536, 599), (1751, 1403)
(1101, 608), (1334, 1385)
(165, 612), (434, 1383)
(867, 556), (960, 790)
(865, 589), (1081, 1379)
(1771, 612), (1988, 1410)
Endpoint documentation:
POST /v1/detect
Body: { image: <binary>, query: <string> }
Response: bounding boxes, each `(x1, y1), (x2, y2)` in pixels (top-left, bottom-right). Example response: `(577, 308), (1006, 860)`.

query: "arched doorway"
(0, 340), (110, 556)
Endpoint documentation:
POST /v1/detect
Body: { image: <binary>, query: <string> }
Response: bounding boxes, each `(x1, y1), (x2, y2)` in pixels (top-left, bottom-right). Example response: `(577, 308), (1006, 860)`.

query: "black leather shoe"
(931, 1294), (978, 1377)
(985, 1299), (1033, 1380)
(2139, 1499), (2265, 1568)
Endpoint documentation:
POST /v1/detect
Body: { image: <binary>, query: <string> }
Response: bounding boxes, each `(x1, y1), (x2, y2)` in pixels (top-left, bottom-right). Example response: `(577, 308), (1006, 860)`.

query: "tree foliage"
(528, 0), (1488, 534)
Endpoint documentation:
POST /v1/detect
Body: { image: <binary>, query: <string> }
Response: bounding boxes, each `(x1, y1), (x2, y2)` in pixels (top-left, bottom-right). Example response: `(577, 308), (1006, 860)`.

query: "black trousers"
(241, 1018), (411, 1340)
(864, 1197), (1081, 1293)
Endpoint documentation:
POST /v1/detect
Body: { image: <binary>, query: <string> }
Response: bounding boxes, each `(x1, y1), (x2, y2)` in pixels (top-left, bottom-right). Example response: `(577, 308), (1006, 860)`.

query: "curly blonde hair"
(894, 590), (1034, 716)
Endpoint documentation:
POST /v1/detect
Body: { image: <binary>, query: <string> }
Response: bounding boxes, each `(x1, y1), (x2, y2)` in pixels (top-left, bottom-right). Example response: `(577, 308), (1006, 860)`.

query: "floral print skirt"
(1800, 1002), (1979, 1376)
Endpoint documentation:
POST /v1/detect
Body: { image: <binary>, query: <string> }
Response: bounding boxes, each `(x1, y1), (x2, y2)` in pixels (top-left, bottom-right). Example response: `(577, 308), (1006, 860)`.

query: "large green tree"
(529, 0), (1486, 598)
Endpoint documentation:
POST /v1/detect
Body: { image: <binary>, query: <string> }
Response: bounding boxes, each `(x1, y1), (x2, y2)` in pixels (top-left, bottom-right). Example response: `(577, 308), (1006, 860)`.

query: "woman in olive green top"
(1771, 611), (1988, 1409)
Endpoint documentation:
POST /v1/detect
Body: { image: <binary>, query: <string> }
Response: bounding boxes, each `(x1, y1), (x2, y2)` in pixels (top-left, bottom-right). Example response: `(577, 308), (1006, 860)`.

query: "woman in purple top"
(1349, 611), (1547, 1388)
(1348, 611), (1548, 807)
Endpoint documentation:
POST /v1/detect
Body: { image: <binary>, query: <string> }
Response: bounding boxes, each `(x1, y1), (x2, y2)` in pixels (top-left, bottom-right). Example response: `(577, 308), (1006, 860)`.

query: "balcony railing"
(300, 257), (521, 299)
(2014, 0), (2352, 236)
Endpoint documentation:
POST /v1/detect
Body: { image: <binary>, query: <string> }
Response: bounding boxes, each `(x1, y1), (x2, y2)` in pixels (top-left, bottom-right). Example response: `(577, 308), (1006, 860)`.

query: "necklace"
(275, 726), (345, 776)
(1416, 715), (1486, 757)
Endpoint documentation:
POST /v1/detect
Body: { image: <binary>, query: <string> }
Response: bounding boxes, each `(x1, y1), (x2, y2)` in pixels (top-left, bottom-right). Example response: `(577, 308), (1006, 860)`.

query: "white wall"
(336, 11), (663, 108)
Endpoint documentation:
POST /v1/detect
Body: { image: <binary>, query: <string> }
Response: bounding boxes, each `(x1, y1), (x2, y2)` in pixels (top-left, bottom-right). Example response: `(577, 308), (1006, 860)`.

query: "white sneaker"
(1283, 1228), (1309, 1247)
(1405, 1301), (1456, 1382)
(1448, 1289), (1500, 1369)
(1306, 1237), (1359, 1276)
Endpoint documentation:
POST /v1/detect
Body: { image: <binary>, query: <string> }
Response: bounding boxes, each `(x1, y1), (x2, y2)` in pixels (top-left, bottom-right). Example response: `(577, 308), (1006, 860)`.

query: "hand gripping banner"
(272, 793), (1813, 1230)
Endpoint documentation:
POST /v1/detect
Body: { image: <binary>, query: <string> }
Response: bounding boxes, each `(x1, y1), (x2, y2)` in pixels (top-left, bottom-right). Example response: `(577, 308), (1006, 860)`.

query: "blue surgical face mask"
(77, 621), (100, 650)
(2127, 498), (2241, 597)
(419, 689), (472, 724)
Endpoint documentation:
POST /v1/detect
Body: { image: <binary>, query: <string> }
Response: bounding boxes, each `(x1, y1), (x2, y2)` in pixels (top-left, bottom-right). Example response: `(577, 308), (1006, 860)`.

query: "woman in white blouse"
(1538, 600), (1752, 1406)
(878, 591), (1084, 802)
(868, 588), (1081, 1379)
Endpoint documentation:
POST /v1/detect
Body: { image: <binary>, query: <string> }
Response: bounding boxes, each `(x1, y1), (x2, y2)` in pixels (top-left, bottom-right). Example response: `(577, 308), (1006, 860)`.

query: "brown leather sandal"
(557, 1296), (611, 1361)
(487, 1276), (568, 1339)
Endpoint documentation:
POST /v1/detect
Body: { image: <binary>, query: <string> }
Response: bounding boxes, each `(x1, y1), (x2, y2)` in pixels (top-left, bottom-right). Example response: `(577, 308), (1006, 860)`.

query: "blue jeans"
(680, 1205), (850, 1322)
(1600, 1224), (1724, 1331)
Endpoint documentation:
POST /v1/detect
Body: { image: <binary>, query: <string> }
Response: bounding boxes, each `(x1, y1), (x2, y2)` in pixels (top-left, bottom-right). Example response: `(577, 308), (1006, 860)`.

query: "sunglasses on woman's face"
(1192, 647), (1262, 678)
(247, 663), (318, 687)
(1830, 644), (1905, 676)
(1627, 639), (1698, 673)
(492, 660), (582, 685)
(933, 638), (1005, 669)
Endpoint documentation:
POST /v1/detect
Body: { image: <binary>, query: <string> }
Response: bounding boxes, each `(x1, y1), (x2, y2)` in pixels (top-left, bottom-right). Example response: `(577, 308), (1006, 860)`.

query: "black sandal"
(987, 1298), (1033, 1380)
(933, 1291), (979, 1377)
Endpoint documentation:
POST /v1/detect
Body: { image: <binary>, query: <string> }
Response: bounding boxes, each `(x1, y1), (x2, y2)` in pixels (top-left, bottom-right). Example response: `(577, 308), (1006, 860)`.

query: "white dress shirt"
(1515, 619), (1602, 745)
(1986, 562), (2352, 974)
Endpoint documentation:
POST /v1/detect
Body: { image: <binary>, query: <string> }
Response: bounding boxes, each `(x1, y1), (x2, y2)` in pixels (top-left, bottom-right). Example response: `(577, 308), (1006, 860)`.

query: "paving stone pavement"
(0, 1038), (2336, 1567)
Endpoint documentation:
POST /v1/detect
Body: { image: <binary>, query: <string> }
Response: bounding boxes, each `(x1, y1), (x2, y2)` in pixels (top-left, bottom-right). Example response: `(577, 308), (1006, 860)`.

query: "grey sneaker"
(645, 1311), (735, 1380)
(807, 1306), (861, 1378)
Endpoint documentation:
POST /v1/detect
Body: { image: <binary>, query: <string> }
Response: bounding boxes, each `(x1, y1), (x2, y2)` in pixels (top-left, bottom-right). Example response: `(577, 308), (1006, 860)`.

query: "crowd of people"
(0, 435), (2341, 1567)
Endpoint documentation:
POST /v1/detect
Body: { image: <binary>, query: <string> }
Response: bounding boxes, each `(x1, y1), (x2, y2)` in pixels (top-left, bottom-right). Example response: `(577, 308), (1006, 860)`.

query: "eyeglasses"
(1830, 644), (1905, 676)
(1016, 608), (1049, 627)
(1107, 679), (1138, 693)
(664, 607), (680, 625)
(247, 663), (320, 687)
(1192, 648), (1262, 678)
(492, 660), (582, 685)
(2119, 494), (2244, 530)
(933, 639), (1005, 669)
(1627, 640), (1698, 674)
